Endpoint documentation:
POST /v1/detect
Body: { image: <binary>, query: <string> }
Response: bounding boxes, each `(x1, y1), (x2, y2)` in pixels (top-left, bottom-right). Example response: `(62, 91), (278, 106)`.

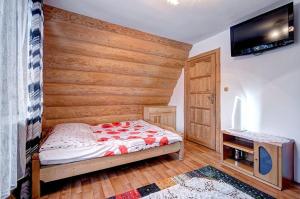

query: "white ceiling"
(45, 0), (287, 44)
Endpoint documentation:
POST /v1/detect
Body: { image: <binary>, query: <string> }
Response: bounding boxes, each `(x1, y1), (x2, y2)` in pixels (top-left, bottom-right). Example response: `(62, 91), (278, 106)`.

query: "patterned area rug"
(108, 165), (274, 199)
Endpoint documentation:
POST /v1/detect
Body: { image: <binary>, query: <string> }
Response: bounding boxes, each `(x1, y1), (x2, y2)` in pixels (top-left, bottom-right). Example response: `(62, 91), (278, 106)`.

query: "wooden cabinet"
(144, 106), (176, 129)
(222, 130), (294, 190)
(254, 142), (279, 186)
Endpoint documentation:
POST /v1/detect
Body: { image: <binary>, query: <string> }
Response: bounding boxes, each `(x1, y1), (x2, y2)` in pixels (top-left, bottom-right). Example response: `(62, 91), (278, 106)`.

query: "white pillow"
(40, 123), (97, 152)
(53, 123), (92, 133)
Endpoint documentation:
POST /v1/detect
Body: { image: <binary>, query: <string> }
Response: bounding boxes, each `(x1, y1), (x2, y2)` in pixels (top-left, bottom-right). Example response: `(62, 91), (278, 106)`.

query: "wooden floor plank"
(71, 179), (81, 194)
(41, 141), (300, 199)
(90, 175), (105, 199)
(99, 174), (115, 198)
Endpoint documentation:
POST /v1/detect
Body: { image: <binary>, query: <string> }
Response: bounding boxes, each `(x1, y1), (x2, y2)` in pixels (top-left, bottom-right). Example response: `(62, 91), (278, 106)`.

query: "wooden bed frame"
(32, 122), (184, 199)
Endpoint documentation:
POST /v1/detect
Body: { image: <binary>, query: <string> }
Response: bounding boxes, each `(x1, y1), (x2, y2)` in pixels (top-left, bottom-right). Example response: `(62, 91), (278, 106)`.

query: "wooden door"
(185, 49), (220, 150)
(254, 142), (279, 186)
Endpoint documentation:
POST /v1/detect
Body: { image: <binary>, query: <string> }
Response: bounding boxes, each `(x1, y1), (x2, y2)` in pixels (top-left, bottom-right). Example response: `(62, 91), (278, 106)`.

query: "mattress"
(39, 120), (182, 165)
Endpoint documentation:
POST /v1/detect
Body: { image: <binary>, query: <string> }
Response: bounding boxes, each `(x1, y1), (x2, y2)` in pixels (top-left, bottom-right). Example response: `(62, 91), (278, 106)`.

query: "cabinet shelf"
(223, 158), (254, 176)
(223, 140), (254, 154)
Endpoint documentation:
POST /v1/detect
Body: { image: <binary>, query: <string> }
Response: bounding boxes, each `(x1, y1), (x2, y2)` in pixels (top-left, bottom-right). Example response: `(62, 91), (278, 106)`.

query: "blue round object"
(259, 146), (272, 175)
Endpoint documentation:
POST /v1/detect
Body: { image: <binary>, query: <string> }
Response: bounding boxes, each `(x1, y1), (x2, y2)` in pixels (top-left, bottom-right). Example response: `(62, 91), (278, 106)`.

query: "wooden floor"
(41, 141), (300, 199)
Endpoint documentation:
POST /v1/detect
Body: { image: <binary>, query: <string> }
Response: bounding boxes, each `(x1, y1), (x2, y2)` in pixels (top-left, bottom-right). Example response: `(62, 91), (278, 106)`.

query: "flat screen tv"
(230, 3), (294, 57)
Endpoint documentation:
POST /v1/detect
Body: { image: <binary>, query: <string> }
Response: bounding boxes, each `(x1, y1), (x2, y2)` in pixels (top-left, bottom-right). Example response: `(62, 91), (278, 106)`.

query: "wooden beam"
(45, 35), (185, 69)
(44, 95), (169, 106)
(45, 21), (188, 60)
(44, 52), (181, 80)
(44, 105), (143, 120)
(44, 83), (174, 97)
(44, 5), (192, 52)
(43, 114), (143, 128)
(32, 154), (40, 199)
(44, 68), (177, 89)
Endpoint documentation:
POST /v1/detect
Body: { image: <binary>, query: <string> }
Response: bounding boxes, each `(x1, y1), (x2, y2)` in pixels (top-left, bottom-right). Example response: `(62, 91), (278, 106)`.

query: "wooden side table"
(221, 130), (294, 190)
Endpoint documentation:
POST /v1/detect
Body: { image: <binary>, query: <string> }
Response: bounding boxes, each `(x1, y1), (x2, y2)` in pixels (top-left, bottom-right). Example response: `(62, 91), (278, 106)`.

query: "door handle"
(208, 93), (215, 104)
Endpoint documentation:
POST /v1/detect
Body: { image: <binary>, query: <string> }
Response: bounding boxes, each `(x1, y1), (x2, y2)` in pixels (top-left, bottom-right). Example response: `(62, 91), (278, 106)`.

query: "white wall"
(169, 69), (184, 132)
(170, 0), (300, 182)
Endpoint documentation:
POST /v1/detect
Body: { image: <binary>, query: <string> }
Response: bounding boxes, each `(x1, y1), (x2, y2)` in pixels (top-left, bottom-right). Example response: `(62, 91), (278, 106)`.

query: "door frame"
(184, 48), (221, 152)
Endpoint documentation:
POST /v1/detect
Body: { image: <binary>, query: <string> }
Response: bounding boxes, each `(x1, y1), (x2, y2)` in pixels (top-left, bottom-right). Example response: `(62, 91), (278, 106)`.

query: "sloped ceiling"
(44, 0), (284, 43)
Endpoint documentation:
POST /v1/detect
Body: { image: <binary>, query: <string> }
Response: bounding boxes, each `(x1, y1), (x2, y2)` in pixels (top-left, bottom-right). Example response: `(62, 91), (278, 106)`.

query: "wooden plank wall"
(43, 5), (192, 128)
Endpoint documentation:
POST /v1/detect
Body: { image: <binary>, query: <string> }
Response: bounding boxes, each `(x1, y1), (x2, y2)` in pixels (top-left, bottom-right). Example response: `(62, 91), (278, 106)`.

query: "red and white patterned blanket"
(39, 120), (182, 165)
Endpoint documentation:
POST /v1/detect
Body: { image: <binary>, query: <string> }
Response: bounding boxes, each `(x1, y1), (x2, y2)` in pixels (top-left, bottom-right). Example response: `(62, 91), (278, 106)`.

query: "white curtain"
(0, 0), (29, 198)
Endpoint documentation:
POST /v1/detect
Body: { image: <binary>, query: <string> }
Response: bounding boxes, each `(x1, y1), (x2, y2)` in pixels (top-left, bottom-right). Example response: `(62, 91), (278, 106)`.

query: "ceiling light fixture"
(167, 0), (179, 6)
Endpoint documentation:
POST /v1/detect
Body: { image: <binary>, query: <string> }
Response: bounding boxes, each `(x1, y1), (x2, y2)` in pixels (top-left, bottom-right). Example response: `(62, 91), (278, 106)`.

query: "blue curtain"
(19, 0), (44, 198)
(26, 0), (44, 163)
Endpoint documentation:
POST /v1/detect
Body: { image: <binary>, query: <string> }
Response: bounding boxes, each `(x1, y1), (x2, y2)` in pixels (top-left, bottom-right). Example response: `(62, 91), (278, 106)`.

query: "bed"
(32, 120), (184, 198)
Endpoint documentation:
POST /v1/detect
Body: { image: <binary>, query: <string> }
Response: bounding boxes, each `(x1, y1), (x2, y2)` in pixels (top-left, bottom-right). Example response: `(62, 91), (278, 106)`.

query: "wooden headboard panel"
(43, 5), (192, 128)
